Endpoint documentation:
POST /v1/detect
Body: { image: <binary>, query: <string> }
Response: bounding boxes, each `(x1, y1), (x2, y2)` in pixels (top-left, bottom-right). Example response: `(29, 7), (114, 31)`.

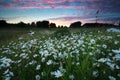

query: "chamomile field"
(0, 28), (120, 80)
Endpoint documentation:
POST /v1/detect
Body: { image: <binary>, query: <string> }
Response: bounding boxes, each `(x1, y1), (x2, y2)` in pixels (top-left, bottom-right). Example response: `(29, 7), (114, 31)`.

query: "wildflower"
(53, 55), (57, 60)
(20, 53), (25, 57)
(108, 76), (116, 80)
(3, 49), (12, 54)
(21, 44), (26, 48)
(35, 75), (40, 80)
(29, 60), (37, 65)
(47, 60), (53, 65)
(113, 54), (120, 61)
(89, 52), (93, 55)
(22, 54), (28, 59)
(98, 58), (106, 63)
(33, 54), (38, 58)
(41, 57), (45, 62)
(61, 43), (65, 48)
(112, 49), (120, 54)
(9, 71), (14, 76)
(18, 37), (23, 40)
(41, 72), (45, 76)
(106, 62), (120, 70)
(102, 44), (107, 49)
(107, 28), (120, 32)
(29, 31), (35, 36)
(5, 77), (11, 80)
(4, 69), (9, 74)
(54, 70), (63, 78)
(76, 62), (80, 65)
(93, 71), (98, 77)
(78, 40), (84, 45)
(17, 60), (22, 63)
(117, 74), (120, 77)
(3, 69), (14, 80)
(69, 74), (74, 80)
(0, 57), (12, 67)
(36, 65), (41, 70)
(114, 41), (119, 45)
(59, 66), (66, 73)
(51, 71), (55, 75)
(90, 39), (95, 44)
(44, 50), (49, 57)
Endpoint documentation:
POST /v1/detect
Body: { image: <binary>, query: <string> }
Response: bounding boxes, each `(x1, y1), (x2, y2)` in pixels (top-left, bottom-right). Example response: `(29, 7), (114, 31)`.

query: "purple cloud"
(0, 0), (119, 12)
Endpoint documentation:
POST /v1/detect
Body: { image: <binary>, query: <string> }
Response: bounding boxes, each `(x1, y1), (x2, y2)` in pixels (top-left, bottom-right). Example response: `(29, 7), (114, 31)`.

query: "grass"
(0, 28), (55, 46)
(0, 28), (120, 80)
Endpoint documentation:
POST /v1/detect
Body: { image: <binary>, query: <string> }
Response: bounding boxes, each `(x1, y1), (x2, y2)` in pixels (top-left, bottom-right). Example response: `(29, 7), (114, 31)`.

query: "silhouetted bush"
(17, 21), (27, 27)
(64, 26), (68, 28)
(31, 22), (36, 27)
(54, 29), (71, 39)
(82, 23), (115, 28)
(57, 25), (61, 28)
(36, 21), (42, 27)
(49, 23), (56, 28)
(69, 21), (82, 28)
(0, 20), (7, 27)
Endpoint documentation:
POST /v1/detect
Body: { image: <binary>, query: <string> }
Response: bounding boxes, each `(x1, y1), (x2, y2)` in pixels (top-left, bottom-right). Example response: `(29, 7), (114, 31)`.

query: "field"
(0, 28), (120, 80)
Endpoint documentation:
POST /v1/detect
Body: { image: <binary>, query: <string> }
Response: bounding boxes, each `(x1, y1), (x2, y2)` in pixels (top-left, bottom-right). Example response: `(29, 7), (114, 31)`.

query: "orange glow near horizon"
(7, 18), (88, 27)
(49, 20), (71, 27)
(49, 19), (87, 27)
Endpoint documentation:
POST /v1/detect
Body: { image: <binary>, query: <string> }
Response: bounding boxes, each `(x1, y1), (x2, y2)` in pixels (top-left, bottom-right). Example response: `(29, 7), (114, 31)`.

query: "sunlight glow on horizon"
(7, 17), (89, 27)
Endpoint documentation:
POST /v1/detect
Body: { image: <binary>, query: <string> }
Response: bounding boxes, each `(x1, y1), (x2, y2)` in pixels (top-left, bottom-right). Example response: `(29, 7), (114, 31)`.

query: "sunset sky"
(0, 0), (120, 26)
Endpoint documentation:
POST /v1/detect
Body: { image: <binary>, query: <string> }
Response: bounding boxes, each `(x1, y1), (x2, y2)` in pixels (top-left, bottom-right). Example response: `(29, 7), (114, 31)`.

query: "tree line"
(0, 20), (57, 28)
(0, 20), (119, 28)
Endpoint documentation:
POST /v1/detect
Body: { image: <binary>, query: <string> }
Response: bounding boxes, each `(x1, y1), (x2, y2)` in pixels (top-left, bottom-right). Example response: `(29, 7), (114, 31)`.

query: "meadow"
(0, 28), (120, 80)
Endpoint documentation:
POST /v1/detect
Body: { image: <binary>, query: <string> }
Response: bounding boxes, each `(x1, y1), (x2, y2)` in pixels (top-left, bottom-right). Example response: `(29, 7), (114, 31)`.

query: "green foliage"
(54, 29), (71, 38)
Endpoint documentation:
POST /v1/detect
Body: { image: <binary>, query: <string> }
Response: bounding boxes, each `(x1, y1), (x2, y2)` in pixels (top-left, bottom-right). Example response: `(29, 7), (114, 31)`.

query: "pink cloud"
(1, 0), (118, 15)
(14, 0), (23, 4)
(66, 0), (73, 2)
(21, 6), (50, 9)
(42, 0), (71, 4)
(6, 3), (13, 7)
(0, 0), (97, 10)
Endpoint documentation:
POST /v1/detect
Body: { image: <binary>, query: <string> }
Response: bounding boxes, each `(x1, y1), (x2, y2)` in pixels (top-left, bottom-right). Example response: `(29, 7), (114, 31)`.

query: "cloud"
(0, 0), (120, 13)
(48, 12), (120, 25)
(0, 0), (119, 25)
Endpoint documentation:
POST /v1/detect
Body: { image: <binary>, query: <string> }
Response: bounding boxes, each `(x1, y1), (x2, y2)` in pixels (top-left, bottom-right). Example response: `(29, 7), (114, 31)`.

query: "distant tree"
(36, 21), (42, 27)
(17, 21), (27, 27)
(42, 21), (49, 28)
(31, 22), (36, 27)
(64, 26), (68, 28)
(61, 25), (64, 28)
(36, 20), (49, 28)
(82, 23), (115, 28)
(82, 23), (99, 28)
(49, 23), (56, 28)
(58, 25), (61, 28)
(0, 20), (7, 27)
(69, 21), (82, 28)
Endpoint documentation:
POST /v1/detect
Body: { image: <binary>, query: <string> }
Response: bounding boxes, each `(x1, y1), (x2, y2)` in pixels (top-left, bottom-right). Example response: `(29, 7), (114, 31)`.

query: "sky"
(0, 0), (120, 26)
